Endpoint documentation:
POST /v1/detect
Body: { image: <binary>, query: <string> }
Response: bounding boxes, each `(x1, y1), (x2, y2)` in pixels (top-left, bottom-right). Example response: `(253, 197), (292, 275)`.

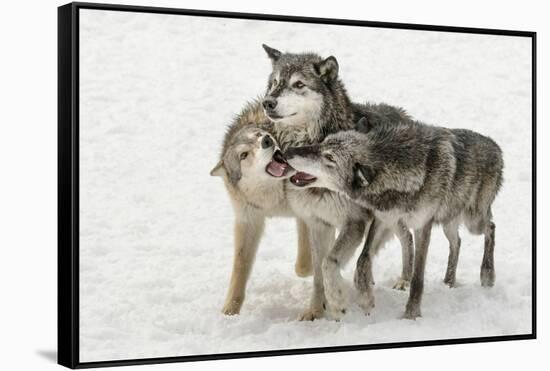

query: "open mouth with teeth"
(289, 172), (317, 187)
(265, 150), (317, 187)
(266, 150), (291, 177)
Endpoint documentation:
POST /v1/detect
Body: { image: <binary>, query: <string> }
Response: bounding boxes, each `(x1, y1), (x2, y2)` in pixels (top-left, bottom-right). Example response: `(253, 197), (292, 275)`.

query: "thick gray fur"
(284, 118), (503, 319)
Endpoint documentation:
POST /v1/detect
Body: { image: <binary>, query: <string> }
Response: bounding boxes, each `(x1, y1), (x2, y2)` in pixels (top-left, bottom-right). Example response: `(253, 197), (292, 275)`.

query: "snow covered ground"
(78, 9), (533, 362)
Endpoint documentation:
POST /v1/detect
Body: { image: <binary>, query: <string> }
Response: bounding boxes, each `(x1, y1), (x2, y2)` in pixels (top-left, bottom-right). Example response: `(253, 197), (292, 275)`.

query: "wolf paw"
(403, 304), (421, 320)
(323, 269), (350, 320)
(357, 292), (375, 316)
(392, 278), (410, 291)
(324, 283), (350, 319)
(480, 267), (495, 287)
(325, 301), (348, 321)
(295, 262), (313, 278)
(298, 307), (324, 321)
(222, 300), (242, 316)
(443, 275), (457, 288)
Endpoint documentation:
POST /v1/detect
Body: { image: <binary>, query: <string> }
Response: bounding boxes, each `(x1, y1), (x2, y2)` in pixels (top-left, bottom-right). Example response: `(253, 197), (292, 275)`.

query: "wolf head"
(210, 124), (283, 188)
(261, 44), (344, 129)
(283, 127), (375, 198)
(211, 101), (287, 190)
(281, 117), (428, 199)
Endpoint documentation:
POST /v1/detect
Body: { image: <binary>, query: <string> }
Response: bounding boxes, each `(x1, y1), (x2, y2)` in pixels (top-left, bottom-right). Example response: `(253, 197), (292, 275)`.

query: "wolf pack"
(210, 45), (503, 321)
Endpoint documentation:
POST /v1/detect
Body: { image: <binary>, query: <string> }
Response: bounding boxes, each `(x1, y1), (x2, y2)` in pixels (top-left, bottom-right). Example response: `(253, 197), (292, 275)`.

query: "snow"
(78, 9), (533, 362)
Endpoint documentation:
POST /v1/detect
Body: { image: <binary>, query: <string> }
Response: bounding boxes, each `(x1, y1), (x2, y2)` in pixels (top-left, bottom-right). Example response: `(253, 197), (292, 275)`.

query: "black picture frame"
(58, 2), (537, 369)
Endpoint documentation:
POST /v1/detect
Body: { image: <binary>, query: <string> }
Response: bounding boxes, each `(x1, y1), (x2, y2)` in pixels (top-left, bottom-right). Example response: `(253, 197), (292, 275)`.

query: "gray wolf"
(283, 117), (504, 319)
(210, 101), (313, 315)
(261, 44), (414, 320)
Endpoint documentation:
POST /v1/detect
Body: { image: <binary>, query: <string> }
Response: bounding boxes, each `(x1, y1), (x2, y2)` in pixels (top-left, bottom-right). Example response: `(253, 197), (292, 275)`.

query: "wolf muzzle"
(284, 145), (321, 160)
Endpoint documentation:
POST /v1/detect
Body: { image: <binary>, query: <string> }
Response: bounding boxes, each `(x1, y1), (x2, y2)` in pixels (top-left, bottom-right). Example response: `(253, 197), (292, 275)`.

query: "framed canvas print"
(58, 2), (536, 368)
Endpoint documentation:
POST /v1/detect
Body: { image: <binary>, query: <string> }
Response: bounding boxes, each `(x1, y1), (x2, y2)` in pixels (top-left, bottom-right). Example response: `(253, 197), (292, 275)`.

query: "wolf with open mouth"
(267, 141), (414, 319)
(210, 101), (315, 316)
(281, 117), (503, 319)
(266, 148), (317, 186)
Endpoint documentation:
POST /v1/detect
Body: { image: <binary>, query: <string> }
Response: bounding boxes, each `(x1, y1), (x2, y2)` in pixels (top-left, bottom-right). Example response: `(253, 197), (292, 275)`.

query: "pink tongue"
(296, 172), (316, 180)
(267, 161), (287, 177)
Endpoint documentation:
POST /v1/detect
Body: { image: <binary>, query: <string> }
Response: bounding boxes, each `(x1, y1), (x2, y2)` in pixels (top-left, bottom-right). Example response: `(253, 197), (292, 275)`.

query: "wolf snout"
(262, 97), (278, 111)
(261, 135), (274, 149)
(284, 145), (320, 160)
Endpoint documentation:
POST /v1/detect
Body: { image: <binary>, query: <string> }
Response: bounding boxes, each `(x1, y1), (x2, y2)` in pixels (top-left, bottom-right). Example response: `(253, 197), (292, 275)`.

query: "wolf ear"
(210, 160), (226, 177)
(352, 163), (375, 189)
(262, 44), (282, 62)
(315, 56), (339, 83)
(356, 117), (372, 133)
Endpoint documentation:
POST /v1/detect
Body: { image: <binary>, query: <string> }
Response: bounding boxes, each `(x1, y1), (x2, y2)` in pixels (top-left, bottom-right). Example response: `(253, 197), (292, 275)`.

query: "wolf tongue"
(267, 161), (288, 177)
(295, 172), (315, 180)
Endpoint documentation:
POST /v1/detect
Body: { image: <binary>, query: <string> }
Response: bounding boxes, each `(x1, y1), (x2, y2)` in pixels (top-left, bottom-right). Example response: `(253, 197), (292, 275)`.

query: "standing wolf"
(260, 45), (415, 320)
(282, 118), (504, 319)
(210, 101), (314, 315)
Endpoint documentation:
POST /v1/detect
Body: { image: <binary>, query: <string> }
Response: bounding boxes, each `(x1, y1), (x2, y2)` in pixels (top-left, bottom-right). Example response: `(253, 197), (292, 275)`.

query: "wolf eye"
(323, 153), (335, 163)
(240, 152), (248, 160)
(272, 79), (278, 86)
(293, 81), (305, 89)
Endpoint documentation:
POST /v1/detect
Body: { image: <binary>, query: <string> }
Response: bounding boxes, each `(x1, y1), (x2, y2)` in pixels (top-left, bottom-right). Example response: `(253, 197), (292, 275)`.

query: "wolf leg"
(295, 219), (313, 277)
(480, 221), (496, 287)
(443, 220), (461, 287)
(393, 220), (414, 290)
(404, 220), (433, 320)
(355, 218), (391, 315)
(222, 216), (265, 315)
(322, 218), (367, 320)
(299, 220), (335, 321)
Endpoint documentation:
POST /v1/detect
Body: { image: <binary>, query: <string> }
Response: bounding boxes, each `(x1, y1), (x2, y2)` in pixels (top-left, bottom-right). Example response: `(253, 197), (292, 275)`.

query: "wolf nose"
(261, 135), (273, 149)
(262, 97), (277, 111)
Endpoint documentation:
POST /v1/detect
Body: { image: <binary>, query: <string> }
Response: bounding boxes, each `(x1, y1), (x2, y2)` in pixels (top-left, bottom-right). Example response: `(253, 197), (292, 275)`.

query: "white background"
(0, 0), (547, 370)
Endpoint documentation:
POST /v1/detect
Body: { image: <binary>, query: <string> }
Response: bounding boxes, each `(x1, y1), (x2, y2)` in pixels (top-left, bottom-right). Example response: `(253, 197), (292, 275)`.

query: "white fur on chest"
(287, 187), (356, 227)
(237, 176), (289, 215)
